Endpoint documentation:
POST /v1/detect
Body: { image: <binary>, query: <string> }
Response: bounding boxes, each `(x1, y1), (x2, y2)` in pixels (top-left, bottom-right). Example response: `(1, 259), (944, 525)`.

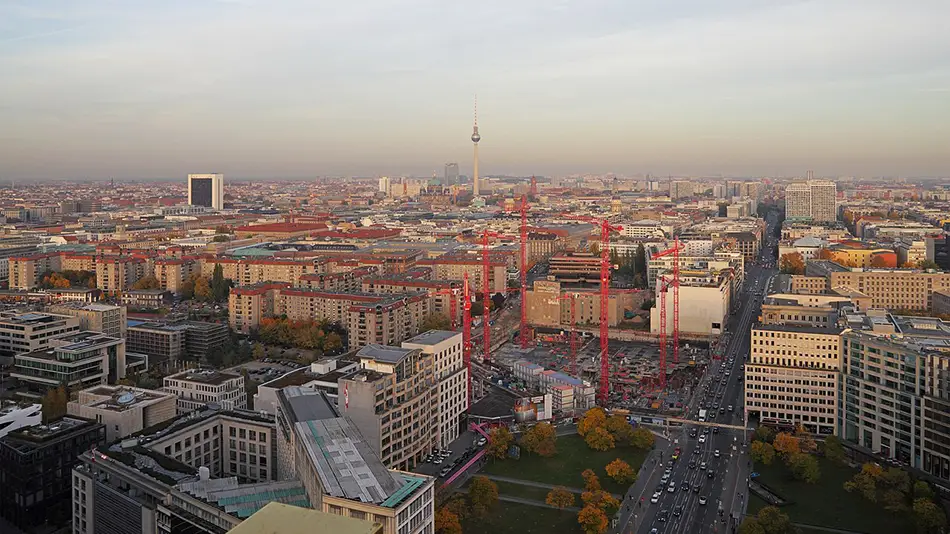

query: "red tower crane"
(563, 216), (623, 405)
(653, 239), (684, 389)
(463, 272), (472, 401)
(481, 230), (502, 363)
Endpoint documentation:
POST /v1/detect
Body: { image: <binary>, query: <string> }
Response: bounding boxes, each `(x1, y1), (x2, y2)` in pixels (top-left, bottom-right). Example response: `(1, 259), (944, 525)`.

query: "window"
(229, 427), (236, 437)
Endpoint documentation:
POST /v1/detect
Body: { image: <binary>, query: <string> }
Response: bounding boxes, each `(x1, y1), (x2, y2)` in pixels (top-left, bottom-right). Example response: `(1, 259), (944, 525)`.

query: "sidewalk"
(454, 487), (581, 512)
(480, 474), (622, 499)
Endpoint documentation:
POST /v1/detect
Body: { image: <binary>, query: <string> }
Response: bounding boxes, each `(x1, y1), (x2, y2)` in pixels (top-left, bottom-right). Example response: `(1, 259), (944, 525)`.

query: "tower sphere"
(471, 132), (481, 143)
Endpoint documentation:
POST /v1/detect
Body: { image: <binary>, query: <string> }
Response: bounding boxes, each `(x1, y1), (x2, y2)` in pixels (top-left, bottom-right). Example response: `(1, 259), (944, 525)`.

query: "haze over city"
(2, 0), (949, 180)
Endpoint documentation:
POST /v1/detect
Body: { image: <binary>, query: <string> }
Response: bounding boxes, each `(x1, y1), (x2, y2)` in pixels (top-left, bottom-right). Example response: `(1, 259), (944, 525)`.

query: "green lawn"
(482, 434), (647, 495)
(462, 501), (579, 534)
(471, 479), (556, 502)
(748, 457), (913, 534)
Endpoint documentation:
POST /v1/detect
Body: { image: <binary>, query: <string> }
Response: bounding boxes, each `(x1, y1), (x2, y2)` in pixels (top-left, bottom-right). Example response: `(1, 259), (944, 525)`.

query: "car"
(719, 408), (725, 414)
(703, 428), (711, 435)
(728, 405), (734, 412)
(433, 458), (443, 464)
(651, 529), (659, 534)
(658, 510), (669, 522)
(688, 461), (696, 469)
(439, 468), (450, 477)
(699, 496), (708, 505)
(698, 435), (707, 444)
(713, 427), (720, 434)
(699, 461), (707, 470)
(671, 452), (679, 460)
(661, 473), (670, 483)
(681, 482), (690, 492)
(708, 470), (715, 479)
(651, 492), (661, 503)
(693, 483), (701, 493)
(477, 437), (487, 446)
(667, 483), (676, 493)
(694, 447), (701, 455)
(714, 449), (721, 458)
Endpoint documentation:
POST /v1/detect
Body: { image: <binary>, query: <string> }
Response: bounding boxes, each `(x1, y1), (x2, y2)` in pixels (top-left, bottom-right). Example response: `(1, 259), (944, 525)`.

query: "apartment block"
(200, 257), (328, 287)
(789, 275), (830, 294)
(744, 323), (842, 434)
(154, 258), (199, 293)
(337, 345), (436, 471)
(401, 330), (468, 448)
(646, 250), (745, 289)
(1, 417), (105, 532)
(415, 257), (507, 294)
(9, 252), (62, 290)
(299, 265), (379, 292)
(163, 369), (247, 413)
(121, 289), (174, 308)
(96, 256), (148, 293)
(13, 331), (129, 398)
(229, 283), (289, 333)
(67, 385), (178, 442)
(48, 302), (128, 338)
(362, 277), (463, 327)
(548, 251), (602, 283)
(0, 311), (81, 364)
(786, 180), (837, 222)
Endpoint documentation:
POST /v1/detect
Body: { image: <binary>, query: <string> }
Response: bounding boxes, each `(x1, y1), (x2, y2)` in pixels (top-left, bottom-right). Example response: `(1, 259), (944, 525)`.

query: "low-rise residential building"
(67, 385), (178, 442)
(163, 369), (247, 413)
(337, 345), (436, 471)
(401, 330), (468, 448)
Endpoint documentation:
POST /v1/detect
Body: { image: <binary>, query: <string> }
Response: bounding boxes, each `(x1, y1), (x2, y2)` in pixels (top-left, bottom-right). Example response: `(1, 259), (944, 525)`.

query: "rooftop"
(356, 344), (415, 364)
(278, 387), (339, 423)
(402, 330), (461, 346)
(753, 323), (844, 335)
(3, 416), (97, 446)
(180, 479), (311, 519)
(226, 502), (381, 534)
(167, 369), (242, 386)
(82, 386), (174, 412)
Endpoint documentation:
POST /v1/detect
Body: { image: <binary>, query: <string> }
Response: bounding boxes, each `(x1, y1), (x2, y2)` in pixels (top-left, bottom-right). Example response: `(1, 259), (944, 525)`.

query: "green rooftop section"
(381, 474), (426, 508)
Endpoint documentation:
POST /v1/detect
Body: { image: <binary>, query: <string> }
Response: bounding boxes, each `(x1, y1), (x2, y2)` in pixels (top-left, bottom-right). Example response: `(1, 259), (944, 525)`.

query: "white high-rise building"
(187, 173), (224, 210)
(785, 180), (837, 222)
(402, 330), (468, 448)
(378, 176), (391, 195)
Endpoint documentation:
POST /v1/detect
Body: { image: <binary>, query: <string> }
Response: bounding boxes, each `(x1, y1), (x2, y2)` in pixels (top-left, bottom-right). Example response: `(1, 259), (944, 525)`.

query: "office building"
(744, 323), (843, 435)
(785, 180), (837, 222)
(163, 369), (247, 414)
(806, 260), (950, 311)
(402, 330), (468, 448)
(525, 280), (639, 329)
(48, 302), (128, 339)
(0, 417), (105, 532)
(378, 176), (391, 196)
(669, 180), (694, 200)
(274, 388), (434, 534)
(67, 385), (178, 442)
(0, 401), (42, 439)
(188, 173), (225, 210)
(444, 163), (459, 186)
(12, 332), (129, 398)
(337, 345), (437, 470)
(0, 311), (81, 364)
(651, 269), (733, 336)
(126, 321), (188, 369)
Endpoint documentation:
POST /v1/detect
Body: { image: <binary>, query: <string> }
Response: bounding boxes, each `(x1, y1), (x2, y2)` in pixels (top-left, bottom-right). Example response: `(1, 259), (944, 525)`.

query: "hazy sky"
(2, 0), (949, 181)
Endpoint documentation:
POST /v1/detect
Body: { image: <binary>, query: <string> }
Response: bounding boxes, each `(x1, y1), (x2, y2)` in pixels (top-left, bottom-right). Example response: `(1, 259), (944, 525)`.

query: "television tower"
(471, 95), (481, 197)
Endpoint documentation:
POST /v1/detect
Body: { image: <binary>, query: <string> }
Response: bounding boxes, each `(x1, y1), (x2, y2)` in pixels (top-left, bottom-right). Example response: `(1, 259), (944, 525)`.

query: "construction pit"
(491, 337), (711, 416)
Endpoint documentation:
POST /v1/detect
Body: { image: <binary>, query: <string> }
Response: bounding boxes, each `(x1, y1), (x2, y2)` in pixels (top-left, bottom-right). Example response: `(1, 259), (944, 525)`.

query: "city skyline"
(2, 0), (949, 180)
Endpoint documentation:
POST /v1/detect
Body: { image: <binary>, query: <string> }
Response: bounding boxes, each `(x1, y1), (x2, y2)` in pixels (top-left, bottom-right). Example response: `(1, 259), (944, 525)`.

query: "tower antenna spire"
(471, 94), (481, 197)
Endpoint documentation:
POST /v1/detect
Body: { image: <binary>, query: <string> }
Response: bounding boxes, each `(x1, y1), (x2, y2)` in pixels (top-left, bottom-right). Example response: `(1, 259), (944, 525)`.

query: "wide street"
(619, 211), (780, 534)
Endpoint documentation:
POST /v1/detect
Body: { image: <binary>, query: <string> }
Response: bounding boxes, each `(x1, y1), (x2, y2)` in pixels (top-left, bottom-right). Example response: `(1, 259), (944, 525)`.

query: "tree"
(605, 458), (636, 484)
(41, 385), (68, 423)
(779, 252), (805, 275)
(468, 476), (498, 517)
(132, 274), (161, 290)
(635, 244), (647, 286)
(420, 314), (453, 332)
(913, 497), (947, 534)
(252, 343), (266, 360)
(605, 415), (635, 444)
(487, 427), (514, 460)
(545, 486), (576, 510)
(787, 452), (820, 484)
(772, 432), (801, 458)
(822, 435), (846, 464)
(918, 259), (940, 271)
(741, 506), (797, 534)
(844, 462), (885, 502)
(434, 507), (462, 534)
(914, 480), (935, 501)
(816, 248), (837, 261)
(738, 518), (767, 534)
(584, 427), (615, 451)
(630, 426), (655, 450)
(521, 422), (558, 457)
(577, 407), (607, 437)
(194, 276), (213, 302)
(577, 504), (608, 534)
(323, 332), (344, 354)
(750, 441), (776, 466)
(581, 469), (602, 492)
(211, 264), (230, 301)
(754, 425), (775, 443)
(794, 425), (817, 454)
(870, 254), (891, 268)
(180, 277), (196, 299)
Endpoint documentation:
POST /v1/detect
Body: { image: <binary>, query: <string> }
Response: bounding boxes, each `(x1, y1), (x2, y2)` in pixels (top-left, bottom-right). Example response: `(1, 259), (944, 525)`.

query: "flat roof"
(227, 502), (381, 534)
(356, 344), (414, 364)
(278, 387), (339, 423)
(402, 330), (460, 346)
(753, 323), (843, 335)
(167, 369), (241, 386)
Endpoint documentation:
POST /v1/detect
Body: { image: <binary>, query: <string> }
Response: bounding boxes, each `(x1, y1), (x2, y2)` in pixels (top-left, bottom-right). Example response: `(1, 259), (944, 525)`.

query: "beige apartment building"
(363, 277), (463, 327)
(402, 330), (468, 448)
(789, 275), (831, 294)
(153, 258), (198, 293)
(299, 265), (378, 292)
(338, 345), (437, 471)
(9, 252), (62, 290)
(824, 267), (950, 311)
(96, 256), (148, 293)
(744, 323), (843, 434)
(47, 302), (127, 339)
(228, 282), (289, 333)
(67, 385), (177, 442)
(200, 257), (328, 287)
(416, 258), (507, 294)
